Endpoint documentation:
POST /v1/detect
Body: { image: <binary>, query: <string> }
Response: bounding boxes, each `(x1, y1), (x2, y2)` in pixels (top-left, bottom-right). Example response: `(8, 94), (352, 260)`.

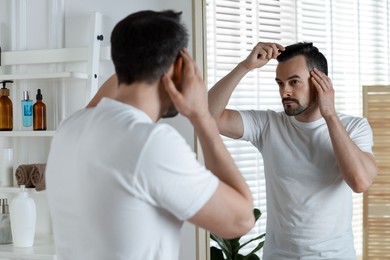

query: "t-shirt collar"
(289, 115), (326, 130)
(98, 97), (153, 123)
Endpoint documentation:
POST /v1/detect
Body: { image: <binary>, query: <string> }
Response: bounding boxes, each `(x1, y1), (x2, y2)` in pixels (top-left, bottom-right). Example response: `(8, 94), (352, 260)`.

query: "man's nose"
(281, 85), (292, 97)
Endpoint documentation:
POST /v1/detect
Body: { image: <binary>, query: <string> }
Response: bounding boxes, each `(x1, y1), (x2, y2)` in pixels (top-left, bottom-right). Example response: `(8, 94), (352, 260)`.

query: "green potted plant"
(210, 208), (265, 260)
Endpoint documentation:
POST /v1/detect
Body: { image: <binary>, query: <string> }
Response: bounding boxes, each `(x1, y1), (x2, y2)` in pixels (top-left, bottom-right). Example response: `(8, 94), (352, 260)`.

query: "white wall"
(0, 0), (197, 259)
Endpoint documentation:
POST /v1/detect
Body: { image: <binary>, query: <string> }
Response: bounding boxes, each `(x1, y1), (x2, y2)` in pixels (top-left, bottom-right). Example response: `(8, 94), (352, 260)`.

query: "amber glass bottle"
(0, 80), (13, 131)
(33, 89), (46, 131)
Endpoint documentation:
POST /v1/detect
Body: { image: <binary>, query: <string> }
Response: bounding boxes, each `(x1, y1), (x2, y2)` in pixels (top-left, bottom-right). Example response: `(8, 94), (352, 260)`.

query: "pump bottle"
(33, 89), (46, 131)
(0, 198), (12, 244)
(10, 185), (36, 247)
(0, 80), (13, 131)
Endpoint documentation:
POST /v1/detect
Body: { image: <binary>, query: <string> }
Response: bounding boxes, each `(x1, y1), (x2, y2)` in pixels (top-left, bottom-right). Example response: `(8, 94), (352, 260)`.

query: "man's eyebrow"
(275, 75), (302, 81)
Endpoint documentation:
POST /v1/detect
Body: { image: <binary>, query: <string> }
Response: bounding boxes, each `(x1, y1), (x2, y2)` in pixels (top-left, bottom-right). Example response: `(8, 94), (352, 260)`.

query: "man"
(46, 10), (254, 260)
(208, 42), (377, 259)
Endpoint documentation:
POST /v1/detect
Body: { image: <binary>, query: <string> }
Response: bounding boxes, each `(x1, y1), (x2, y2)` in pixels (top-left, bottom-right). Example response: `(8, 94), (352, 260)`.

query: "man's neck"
(114, 82), (161, 122)
(294, 106), (322, 122)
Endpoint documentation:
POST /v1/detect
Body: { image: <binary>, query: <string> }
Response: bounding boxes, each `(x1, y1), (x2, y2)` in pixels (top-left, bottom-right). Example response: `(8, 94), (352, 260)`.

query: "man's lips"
(282, 98), (299, 105)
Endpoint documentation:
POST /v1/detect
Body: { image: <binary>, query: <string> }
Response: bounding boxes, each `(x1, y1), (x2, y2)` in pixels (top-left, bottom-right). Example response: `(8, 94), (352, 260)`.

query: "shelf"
(0, 46), (110, 66)
(0, 187), (45, 194)
(0, 11), (107, 102)
(0, 71), (89, 81)
(0, 131), (55, 137)
(0, 235), (56, 259)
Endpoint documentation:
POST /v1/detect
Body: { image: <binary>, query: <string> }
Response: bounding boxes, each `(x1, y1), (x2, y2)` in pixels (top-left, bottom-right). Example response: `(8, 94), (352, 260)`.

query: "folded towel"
(15, 164), (47, 191)
(15, 165), (35, 188)
(30, 164), (46, 191)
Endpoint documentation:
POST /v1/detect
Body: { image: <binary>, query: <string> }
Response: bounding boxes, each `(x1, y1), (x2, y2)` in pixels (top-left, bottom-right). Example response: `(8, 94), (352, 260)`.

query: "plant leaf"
(243, 240), (265, 258)
(228, 237), (241, 254)
(253, 208), (262, 222)
(244, 254), (260, 260)
(210, 246), (225, 260)
(211, 234), (233, 259)
(236, 253), (245, 260)
(238, 233), (266, 250)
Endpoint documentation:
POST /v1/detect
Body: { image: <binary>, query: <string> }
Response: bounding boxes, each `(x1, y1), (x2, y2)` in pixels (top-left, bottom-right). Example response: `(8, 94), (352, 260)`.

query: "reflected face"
(160, 58), (184, 119)
(160, 78), (180, 119)
(162, 105), (178, 118)
(275, 55), (317, 117)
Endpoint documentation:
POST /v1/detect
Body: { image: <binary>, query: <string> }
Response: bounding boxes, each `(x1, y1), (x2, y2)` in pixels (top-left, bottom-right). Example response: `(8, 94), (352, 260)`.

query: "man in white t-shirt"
(46, 10), (255, 260)
(208, 42), (377, 259)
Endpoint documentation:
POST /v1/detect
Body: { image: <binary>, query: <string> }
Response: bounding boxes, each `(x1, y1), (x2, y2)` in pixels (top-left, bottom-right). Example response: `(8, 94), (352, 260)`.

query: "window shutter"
(363, 85), (390, 259)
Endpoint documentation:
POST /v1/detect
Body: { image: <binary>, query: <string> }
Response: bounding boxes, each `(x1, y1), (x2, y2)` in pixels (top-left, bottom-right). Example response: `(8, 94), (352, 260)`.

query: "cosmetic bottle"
(0, 198), (12, 244)
(21, 91), (33, 127)
(10, 185), (36, 247)
(33, 89), (46, 131)
(0, 80), (13, 131)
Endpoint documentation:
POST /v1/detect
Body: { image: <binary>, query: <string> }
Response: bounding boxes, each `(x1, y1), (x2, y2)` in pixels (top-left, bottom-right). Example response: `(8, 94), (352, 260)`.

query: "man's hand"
(241, 42), (285, 71)
(310, 68), (337, 119)
(162, 49), (209, 123)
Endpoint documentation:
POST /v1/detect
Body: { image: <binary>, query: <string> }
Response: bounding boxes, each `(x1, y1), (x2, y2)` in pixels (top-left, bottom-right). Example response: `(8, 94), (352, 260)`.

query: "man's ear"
(172, 56), (183, 86)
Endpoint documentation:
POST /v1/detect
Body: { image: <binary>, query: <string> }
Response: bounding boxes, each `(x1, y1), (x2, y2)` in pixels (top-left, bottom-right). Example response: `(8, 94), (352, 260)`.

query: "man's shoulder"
(337, 113), (372, 136)
(56, 108), (91, 130)
(337, 112), (369, 125)
(240, 109), (284, 119)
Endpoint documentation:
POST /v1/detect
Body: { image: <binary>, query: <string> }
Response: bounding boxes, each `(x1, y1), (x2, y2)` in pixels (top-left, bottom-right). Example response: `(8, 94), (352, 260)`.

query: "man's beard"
(161, 105), (178, 118)
(282, 97), (308, 116)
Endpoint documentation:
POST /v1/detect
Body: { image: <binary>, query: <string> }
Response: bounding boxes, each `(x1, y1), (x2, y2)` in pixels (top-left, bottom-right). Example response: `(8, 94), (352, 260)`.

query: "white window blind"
(205, 0), (390, 258)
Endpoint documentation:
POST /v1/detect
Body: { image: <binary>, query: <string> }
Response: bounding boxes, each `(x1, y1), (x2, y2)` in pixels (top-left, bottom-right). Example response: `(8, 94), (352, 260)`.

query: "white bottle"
(10, 185), (36, 247)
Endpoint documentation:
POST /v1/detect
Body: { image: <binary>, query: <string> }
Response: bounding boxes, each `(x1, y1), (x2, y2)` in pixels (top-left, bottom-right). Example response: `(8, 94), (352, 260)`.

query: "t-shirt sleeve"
(347, 117), (374, 154)
(239, 110), (269, 146)
(134, 124), (219, 221)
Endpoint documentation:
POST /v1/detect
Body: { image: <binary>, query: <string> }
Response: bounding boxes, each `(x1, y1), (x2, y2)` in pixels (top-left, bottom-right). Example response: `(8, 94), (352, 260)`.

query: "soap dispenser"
(0, 80), (13, 131)
(0, 198), (12, 244)
(33, 89), (46, 131)
(10, 185), (36, 247)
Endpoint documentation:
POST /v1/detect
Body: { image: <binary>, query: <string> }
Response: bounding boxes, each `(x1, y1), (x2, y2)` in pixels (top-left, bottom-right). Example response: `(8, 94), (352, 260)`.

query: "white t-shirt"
(239, 110), (373, 260)
(46, 98), (219, 260)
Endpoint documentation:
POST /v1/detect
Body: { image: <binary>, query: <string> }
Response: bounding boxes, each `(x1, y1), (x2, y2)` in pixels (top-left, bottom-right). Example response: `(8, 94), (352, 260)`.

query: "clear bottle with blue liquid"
(21, 91), (33, 127)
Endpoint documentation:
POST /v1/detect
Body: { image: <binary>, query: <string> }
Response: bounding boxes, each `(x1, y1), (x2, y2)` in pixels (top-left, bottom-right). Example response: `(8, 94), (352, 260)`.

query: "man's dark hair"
(111, 10), (189, 85)
(277, 42), (328, 75)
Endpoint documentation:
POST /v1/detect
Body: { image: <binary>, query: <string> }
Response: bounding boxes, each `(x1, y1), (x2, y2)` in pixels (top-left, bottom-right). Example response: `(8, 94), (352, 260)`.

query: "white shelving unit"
(0, 72), (89, 81)
(0, 131), (56, 138)
(0, 187), (44, 194)
(0, 12), (106, 260)
(0, 235), (56, 260)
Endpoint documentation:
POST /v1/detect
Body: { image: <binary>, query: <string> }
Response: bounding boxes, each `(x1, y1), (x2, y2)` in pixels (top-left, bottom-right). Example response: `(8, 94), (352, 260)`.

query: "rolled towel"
(30, 164), (46, 191)
(15, 165), (35, 188)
